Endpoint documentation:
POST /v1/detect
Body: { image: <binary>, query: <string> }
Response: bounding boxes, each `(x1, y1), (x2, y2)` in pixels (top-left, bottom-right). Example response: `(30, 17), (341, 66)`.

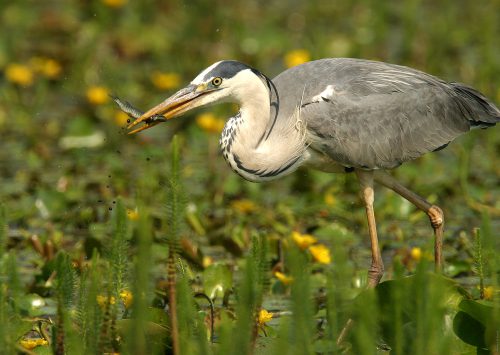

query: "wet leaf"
(203, 263), (232, 300)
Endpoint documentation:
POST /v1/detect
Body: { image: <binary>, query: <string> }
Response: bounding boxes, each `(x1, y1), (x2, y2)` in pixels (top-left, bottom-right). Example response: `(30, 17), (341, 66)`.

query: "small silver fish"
(110, 94), (166, 124)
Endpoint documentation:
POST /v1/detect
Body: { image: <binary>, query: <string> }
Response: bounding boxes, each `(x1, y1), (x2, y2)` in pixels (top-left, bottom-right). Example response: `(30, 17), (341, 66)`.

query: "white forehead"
(190, 61), (224, 85)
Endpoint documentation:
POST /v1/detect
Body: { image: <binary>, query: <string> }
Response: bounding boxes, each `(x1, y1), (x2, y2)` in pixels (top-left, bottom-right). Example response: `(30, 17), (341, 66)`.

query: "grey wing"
(293, 59), (500, 169)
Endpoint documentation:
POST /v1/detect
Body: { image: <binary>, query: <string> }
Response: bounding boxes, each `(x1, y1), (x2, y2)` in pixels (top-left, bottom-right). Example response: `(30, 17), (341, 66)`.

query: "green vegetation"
(0, 0), (498, 354)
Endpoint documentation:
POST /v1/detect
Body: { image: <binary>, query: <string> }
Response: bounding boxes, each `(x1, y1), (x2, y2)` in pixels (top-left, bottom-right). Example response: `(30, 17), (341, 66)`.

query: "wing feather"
(272, 58), (499, 169)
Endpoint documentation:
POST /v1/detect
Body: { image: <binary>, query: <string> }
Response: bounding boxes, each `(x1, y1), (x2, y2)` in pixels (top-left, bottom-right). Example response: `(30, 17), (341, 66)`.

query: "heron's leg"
(373, 170), (444, 272)
(337, 170), (382, 346)
(356, 170), (384, 288)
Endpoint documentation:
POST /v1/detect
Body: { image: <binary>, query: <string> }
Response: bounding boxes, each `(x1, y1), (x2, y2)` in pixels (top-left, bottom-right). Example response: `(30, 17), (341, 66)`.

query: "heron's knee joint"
(427, 205), (444, 229)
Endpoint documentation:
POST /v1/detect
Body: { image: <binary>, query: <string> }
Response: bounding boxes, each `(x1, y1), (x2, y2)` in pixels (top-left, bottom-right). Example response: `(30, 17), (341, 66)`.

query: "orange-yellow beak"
(127, 84), (213, 134)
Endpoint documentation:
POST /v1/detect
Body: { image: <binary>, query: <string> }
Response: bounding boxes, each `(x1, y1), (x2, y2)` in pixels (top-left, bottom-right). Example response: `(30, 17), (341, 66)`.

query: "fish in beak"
(127, 84), (216, 134)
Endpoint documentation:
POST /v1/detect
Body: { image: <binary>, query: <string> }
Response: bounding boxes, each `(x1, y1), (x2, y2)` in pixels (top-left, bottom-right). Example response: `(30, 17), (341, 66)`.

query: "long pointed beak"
(127, 84), (210, 134)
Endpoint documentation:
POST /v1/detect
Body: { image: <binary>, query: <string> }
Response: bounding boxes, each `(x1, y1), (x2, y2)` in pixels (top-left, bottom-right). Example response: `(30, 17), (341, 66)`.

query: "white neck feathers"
(219, 70), (308, 182)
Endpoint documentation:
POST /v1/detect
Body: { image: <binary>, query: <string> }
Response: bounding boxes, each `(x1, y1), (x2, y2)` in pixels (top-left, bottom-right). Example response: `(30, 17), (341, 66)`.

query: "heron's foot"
(427, 205), (444, 272)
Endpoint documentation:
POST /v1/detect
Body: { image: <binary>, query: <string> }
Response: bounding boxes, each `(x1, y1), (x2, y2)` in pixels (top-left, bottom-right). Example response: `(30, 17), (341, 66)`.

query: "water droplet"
(112, 201), (116, 204)
(127, 119), (131, 123)
(109, 207), (113, 211)
(98, 200), (103, 203)
(146, 157), (151, 161)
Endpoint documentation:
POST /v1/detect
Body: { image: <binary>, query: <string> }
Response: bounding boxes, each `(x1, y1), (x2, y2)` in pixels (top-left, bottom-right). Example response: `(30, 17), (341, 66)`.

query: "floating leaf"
(453, 299), (499, 351)
(203, 264), (232, 300)
(453, 311), (487, 349)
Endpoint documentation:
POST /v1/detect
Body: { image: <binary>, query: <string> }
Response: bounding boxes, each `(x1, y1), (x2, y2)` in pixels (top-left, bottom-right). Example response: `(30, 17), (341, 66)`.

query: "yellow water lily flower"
(292, 231), (317, 250)
(258, 309), (273, 325)
(324, 191), (335, 206)
(86, 86), (109, 105)
(196, 112), (225, 134)
(19, 337), (48, 350)
(410, 247), (422, 261)
(483, 286), (494, 300)
(274, 271), (293, 285)
(309, 244), (331, 264)
(284, 49), (311, 68)
(5, 63), (34, 86)
(30, 57), (62, 79)
(114, 110), (130, 126)
(119, 290), (133, 309)
(126, 208), (139, 221)
(231, 198), (257, 213)
(96, 294), (116, 307)
(102, 0), (127, 7)
(151, 71), (181, 90)
(202, 256), (213, 268)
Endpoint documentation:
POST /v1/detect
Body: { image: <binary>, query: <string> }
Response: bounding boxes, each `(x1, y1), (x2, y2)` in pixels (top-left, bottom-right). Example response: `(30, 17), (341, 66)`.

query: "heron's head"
(127, 60), (266, 134)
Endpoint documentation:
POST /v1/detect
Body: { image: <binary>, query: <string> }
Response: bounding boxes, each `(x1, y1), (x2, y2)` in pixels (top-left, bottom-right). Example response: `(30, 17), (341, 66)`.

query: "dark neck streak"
(255, 72), (280, 147)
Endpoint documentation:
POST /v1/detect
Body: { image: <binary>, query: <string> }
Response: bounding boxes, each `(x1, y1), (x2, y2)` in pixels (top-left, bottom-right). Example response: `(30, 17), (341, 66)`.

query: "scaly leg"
(374, 170), (444, 272)
(337, 170), (384, 347)
(356, 170), (384, 288)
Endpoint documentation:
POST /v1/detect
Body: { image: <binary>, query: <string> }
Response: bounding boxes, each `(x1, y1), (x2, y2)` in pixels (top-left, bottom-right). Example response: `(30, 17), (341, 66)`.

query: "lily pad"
(203, 263), (232, 300)
(453, 299), (499, 351)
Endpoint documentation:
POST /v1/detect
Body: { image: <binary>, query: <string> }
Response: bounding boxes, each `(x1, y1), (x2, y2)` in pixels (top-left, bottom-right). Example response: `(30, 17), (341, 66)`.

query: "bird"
(127, 58), (499, 288)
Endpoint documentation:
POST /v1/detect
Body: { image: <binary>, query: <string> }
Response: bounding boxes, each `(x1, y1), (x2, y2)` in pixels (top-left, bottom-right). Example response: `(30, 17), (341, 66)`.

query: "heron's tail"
(450, 82), (500, 128)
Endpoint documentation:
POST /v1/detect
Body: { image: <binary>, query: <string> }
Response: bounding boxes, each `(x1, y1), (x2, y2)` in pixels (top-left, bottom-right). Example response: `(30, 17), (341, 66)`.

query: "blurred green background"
(0, 0), (499, 352)
(1, 0), (498, 262)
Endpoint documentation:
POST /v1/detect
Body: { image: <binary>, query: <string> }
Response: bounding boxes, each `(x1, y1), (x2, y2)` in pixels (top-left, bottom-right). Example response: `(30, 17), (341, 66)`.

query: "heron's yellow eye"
(212, 77), (222, 86)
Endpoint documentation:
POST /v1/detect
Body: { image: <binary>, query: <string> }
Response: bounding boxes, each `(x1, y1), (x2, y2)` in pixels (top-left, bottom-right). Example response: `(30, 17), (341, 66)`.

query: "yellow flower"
(96, 295), (116, 307)
(274, 271), (293, 285)
(258, 309), (273, 325)
(324, 192), (335, 206)
(195, 112), (225, 133)
(126, 208), (139, 221)
(102, 0), (127, 7)
(292, 231), (317, 250)
(30, 57), (62, 79)
(410, 247), (422, 261)
(19, 337), (48, 350)
(284, 49), (311, 68)
(151, 71), (181, 90)
(119, 290), (133, 309)
(5, 63), (34, 86)
(202, 256), (213, 268)
(114, 110), (130, 126)
(86, 86), (109, 105)
(231, 199), (257, 213)
(309, 244), (331, 264)
(483, 286), (494, 300)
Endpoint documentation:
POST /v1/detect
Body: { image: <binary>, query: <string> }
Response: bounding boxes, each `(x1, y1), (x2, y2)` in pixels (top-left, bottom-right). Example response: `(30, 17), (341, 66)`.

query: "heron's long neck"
(220, 78), (308, 182)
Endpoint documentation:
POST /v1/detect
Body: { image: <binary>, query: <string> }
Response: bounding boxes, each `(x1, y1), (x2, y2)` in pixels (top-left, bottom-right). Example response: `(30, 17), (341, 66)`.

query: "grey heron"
(127, 59), (499, 287)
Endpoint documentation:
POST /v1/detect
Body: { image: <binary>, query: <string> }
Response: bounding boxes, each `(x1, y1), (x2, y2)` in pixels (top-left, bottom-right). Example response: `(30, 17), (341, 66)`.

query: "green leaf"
(203, 263), (232, 300)
(453, 311), (487, 349)
(458, 299), (494, 325)
(456, 299), (499, 349)
(16, 294), (49, 317)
